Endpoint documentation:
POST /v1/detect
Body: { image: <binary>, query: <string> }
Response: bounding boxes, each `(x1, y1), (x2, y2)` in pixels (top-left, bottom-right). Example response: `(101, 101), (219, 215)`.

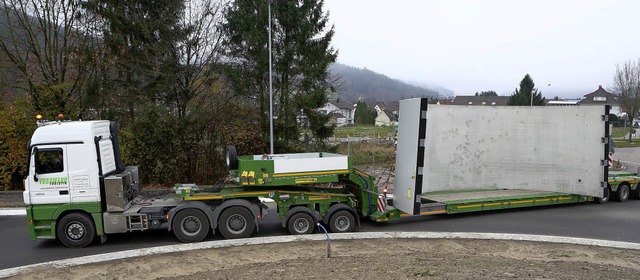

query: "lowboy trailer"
(22, 98), (640, 247)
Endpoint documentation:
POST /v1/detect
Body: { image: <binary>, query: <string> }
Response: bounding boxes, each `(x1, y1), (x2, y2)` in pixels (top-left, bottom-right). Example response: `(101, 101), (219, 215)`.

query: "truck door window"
(36, 149), (64, 174)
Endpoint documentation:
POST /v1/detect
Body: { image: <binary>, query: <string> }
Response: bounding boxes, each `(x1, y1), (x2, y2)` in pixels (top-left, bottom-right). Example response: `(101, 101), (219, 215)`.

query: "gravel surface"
(8, 239), (640, 279)
(0, 191), (23, 208)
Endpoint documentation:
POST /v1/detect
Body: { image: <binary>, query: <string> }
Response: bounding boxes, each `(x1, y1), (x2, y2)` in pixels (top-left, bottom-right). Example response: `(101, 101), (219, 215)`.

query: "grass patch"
(612, 127), (632, 138)
(613, 139), (640, 148)
(334, 125), (395, 138)
(337, 142), (395, 167)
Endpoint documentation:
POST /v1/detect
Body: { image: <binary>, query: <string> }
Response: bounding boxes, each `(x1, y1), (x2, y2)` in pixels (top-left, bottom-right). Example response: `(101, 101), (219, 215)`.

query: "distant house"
(577, 85), (622, 116)
(318, 99), (354, 126)
(546, 99), (580, 106)
(375, 110), (398, 127)
(434, 99), (454, 105)
(374, 101), (399, 115)
(327, 112), (348, 127)
(452, 96), (510, 106)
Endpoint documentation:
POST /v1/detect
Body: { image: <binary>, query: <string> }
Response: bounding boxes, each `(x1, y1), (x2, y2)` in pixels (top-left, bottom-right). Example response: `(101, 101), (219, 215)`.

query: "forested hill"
(329, 63), (441, 103)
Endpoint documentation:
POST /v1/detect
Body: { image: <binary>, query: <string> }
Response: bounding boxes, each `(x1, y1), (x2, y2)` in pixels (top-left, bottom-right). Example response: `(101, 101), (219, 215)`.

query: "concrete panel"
(393, 98), (424, 214)
(422, 105), (606, 197)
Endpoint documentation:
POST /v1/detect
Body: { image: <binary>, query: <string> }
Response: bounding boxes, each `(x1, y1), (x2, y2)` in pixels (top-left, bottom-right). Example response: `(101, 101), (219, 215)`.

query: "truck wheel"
(596, 187), (610, 204)
(218, 206), (255, 239)
(287, 213), (314, 235)
(329, 210), (355, 233)
(57, 213), (96, 248)
(614, 184), (630, 202)
(172, 209), (210, 243)
(226, 146), (238, 170)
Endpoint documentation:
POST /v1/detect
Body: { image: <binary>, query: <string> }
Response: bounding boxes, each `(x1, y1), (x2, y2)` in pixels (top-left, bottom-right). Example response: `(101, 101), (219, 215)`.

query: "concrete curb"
(1, 231), (639, 278)
(0, 208), (25, 216)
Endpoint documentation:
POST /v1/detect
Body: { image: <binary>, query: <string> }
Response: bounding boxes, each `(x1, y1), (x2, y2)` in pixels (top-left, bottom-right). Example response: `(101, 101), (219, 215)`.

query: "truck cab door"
(28, 145), (71, 204)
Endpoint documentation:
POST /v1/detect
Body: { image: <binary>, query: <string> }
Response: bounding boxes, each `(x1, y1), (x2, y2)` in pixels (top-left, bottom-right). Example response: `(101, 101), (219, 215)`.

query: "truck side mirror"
(32, 147), (39, 182)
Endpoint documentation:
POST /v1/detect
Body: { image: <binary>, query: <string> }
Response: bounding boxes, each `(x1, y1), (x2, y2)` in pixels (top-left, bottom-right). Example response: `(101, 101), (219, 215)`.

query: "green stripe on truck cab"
(26, 202), (104, 241)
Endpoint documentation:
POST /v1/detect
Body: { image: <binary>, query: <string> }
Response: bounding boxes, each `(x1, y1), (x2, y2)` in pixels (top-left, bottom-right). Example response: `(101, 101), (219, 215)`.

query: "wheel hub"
(228, 214), (247, 234)
(335, 216), (349, 231)
(67, 223), (85, 240)
(182, 216), (201, 236)
(294, 218), (309, 233)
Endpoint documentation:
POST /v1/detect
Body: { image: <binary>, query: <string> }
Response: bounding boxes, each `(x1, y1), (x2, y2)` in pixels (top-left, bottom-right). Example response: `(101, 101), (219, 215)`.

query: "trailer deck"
(420, 189), (592, 215)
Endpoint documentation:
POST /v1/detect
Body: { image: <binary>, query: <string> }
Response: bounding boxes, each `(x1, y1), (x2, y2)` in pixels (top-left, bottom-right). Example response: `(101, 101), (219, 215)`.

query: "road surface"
(2, 199), (640, 270)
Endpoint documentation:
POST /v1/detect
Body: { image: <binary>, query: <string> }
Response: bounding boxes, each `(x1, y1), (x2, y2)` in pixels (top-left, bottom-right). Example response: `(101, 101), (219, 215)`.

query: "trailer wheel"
(596, 187), (610, 204)
(218, 206), (255, 239)
(633, 183), (640, 200)
(614, 184), (630, 202)
(226, 146), (238, 170)
(57, 212), (96, 248)
(172, 209), (210, 243)
(287, 213), (314, 235)
(329, 210), (355, 233)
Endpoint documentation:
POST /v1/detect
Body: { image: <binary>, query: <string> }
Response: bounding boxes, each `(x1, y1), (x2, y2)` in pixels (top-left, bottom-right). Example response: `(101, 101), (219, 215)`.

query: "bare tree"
(173, 0), (226, 117)
(0, 0), (96, 117)
(613, 60), (640, 141)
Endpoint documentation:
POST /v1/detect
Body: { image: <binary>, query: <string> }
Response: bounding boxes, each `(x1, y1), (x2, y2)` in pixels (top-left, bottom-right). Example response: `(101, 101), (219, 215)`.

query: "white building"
(318, 99), (354, 126)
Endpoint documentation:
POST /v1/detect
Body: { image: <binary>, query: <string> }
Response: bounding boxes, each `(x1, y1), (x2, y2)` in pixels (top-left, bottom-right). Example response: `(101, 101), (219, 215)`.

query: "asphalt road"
(614, 147), (640, 170)
(2, 199), (640, 270)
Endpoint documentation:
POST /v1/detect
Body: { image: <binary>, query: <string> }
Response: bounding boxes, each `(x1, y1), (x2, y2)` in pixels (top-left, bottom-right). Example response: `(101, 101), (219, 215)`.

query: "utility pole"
(268, 1), (274, 154)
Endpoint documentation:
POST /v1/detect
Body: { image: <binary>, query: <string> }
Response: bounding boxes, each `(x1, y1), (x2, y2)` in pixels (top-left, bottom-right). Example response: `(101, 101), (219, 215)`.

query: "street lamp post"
(268, 1), (274, 154)
(530, 90), (533, 106)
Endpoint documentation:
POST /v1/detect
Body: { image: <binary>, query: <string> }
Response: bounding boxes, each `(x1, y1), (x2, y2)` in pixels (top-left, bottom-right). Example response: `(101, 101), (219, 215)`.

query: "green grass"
(612, 127), (630, 138)
(337, 142), (395, 167)
(334, 125), (395, 138)
(613, 127), (640, 147)
(613, 139), (640, 148)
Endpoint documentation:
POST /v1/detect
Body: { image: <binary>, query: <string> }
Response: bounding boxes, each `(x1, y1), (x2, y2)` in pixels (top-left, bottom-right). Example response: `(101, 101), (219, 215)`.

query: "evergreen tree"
(221, 0), (337, 152)
(508, 74), (545, 106)
(354, 100), (376, 125)
(82, 0), (187, 110)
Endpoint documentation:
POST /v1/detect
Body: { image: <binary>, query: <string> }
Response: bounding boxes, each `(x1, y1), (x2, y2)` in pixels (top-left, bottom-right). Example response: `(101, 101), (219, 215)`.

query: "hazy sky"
(323, 0), (640, 98)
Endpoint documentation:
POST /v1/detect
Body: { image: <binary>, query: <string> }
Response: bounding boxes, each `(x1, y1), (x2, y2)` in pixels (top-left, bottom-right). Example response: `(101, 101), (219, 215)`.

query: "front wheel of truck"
(172, 209), (210, 243)
(57, 212), (96, 248)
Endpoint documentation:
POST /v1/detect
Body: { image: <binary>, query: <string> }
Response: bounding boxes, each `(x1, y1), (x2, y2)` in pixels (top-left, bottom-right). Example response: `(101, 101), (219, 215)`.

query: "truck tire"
(596, 187), (610, 204)
(218, 206), (255, 239)
(329, 210), (355, 233)
(614, 184), (630, 202)
(226, 146), (238, 170)
(287, 213), (314, 235)
(56, 212), (96, 248)
(172, 209), (210, 243)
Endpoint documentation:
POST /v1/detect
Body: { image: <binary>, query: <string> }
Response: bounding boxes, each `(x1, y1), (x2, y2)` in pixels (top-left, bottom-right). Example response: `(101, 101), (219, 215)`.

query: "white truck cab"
(23, 120), (144, 247)
(24, 121), (118, 205)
